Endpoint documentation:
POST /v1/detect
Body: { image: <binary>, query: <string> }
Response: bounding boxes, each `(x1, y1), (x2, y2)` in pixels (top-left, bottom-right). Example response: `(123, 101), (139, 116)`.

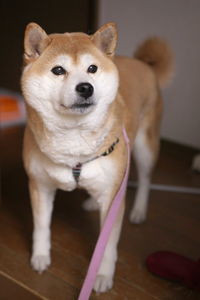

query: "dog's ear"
(91, 23), (117, 56)
(24, 23), (50, 63)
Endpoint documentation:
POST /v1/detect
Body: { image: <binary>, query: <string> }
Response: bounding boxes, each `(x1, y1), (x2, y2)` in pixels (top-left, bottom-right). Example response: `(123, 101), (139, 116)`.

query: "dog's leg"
(130, 127), (158, 224)
(94, 198), (125, 293)
(29, 179), (56, 273)
(82, 197), (99, 211)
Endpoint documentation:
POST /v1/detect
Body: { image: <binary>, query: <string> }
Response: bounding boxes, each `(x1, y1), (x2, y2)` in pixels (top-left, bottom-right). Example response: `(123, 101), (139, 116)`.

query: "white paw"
(82, 198), (99, 211)
(192, 154), (200, 172)
(31, 254), (51, 273)
(129, 208), (146, 224)
(94, 275), (113, 293)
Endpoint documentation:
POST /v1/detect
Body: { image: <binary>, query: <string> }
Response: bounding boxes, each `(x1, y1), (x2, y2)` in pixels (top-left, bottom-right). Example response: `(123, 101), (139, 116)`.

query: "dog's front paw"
(94, 275), (113, 293)
(129, 208), (146, 224)
(31, 254), (51, 273)
(82, 197), (99, 211)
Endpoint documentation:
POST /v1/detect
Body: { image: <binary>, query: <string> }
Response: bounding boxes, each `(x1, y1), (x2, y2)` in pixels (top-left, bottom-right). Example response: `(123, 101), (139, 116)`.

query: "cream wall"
(98, 0), (200, 148)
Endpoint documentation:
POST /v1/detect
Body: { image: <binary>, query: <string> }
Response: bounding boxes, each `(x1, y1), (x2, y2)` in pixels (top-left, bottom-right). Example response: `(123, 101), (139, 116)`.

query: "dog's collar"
(72, 137), (119, 183)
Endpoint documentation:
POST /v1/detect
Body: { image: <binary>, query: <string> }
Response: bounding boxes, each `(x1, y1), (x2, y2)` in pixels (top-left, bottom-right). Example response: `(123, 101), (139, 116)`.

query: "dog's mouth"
(71, 101), (94, 110)
(69, 99), (95, 114)
(61, 99), (95, 114)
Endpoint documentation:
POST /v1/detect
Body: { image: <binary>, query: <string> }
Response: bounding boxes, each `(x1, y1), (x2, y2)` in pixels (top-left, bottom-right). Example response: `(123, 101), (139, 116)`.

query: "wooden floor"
(1, 126), (200, 300)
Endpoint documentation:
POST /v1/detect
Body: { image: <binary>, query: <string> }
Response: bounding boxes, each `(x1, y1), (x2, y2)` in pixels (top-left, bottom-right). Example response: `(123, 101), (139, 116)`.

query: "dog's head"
(21, 23), (119, 122)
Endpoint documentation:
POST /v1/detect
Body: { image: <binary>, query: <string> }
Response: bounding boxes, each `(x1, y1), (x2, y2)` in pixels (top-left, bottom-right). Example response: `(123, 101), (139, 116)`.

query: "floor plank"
(0, 272), (42, 300)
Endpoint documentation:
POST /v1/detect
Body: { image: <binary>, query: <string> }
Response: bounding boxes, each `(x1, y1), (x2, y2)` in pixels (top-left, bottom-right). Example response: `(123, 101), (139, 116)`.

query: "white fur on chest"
(48, 155), (116, 197)
(79, 156), (117, 198)
(37, 127), (109, 167)
(29, 146), (117, 197)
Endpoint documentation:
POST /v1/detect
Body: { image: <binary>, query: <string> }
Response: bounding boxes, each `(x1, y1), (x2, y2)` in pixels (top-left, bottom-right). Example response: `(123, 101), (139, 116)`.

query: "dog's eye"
(51, 66), (66, 75)
(87, 65), (98, 73)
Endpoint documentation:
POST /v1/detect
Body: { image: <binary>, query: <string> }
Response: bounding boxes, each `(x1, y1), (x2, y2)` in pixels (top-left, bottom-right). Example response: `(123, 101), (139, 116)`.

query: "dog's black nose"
(76, 82), (94, 99)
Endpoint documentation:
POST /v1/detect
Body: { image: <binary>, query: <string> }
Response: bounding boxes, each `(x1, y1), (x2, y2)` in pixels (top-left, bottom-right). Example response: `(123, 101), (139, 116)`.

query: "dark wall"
(1, 0), (98, 92)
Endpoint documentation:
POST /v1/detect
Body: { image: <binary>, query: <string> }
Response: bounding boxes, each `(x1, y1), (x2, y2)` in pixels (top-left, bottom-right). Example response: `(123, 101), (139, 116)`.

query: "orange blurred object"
(0, 93), (26, 127)
(0, 96), (21, 121)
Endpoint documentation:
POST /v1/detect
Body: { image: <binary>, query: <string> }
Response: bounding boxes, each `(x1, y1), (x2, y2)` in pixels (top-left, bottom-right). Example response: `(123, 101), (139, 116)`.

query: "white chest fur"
(33, 123), (112, 168)
(28, 137), (117, 198)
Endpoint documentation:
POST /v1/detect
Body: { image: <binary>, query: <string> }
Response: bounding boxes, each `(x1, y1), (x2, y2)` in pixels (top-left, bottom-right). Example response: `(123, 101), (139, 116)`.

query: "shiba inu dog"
(21, 22), (173, 293)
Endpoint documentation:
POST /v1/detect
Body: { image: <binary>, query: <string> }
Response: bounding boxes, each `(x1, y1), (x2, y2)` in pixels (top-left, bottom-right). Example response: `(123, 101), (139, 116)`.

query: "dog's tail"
(134, 37), (174, 88)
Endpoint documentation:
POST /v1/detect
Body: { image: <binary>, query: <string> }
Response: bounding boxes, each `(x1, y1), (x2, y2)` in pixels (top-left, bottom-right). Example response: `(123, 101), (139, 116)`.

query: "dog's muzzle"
(70, 82), (95, 111)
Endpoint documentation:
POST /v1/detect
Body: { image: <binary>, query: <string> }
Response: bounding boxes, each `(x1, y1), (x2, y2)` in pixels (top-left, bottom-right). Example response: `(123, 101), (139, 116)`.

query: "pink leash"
(78, 127), (130, 300)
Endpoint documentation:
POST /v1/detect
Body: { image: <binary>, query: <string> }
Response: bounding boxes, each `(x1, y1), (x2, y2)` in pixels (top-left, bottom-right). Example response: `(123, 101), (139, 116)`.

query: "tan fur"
(21, 22), (173, 293)
(134, 37), (174, 88)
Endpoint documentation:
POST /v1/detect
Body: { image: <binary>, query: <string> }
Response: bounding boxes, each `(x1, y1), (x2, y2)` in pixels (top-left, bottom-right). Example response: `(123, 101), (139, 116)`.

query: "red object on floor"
(146, 251), (200, 290)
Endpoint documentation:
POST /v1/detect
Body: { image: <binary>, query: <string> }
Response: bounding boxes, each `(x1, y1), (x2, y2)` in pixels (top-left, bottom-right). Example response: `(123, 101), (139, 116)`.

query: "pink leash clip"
(78, 127), (130, 300)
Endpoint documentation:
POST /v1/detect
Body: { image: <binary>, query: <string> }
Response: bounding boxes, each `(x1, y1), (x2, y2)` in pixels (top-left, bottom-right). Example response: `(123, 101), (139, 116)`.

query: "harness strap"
(78, 127), (130, 300)
(72, 163), (82, 182)
(72, 137), (119, 183)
